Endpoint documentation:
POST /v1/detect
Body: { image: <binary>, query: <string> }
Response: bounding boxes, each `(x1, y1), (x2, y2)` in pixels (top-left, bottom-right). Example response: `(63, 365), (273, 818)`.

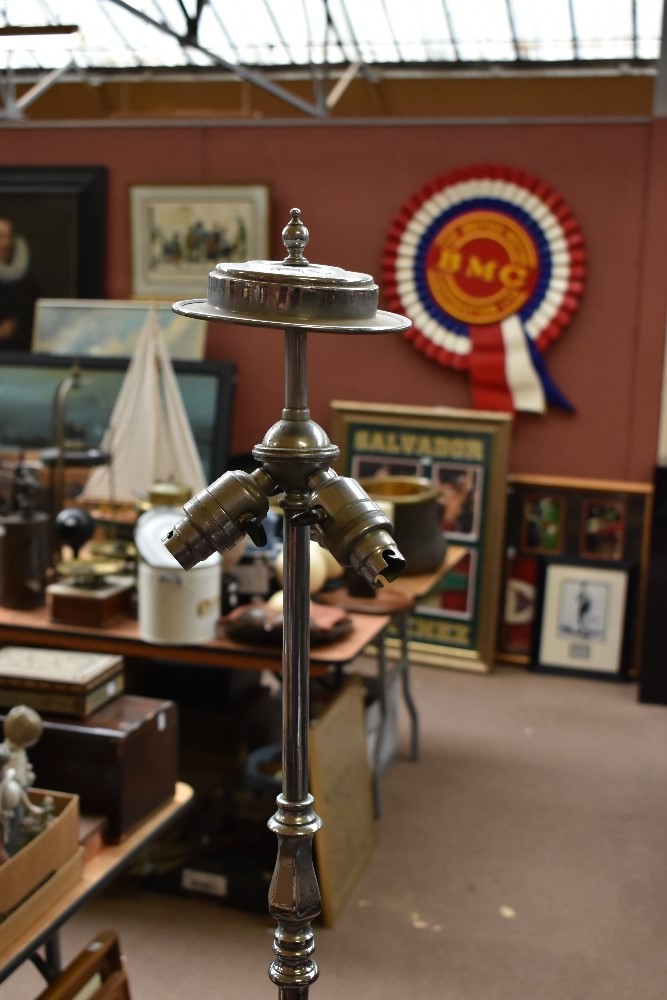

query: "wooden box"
(0, 646), (124, 718)
(4, 696), (179, 842)
(47, 579), (133, 629)
(0, 789), (79, 918)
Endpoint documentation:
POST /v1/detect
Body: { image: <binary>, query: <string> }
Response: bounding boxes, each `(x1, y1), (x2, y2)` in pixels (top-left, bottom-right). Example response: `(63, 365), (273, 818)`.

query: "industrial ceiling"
(0, 0), (665, 121)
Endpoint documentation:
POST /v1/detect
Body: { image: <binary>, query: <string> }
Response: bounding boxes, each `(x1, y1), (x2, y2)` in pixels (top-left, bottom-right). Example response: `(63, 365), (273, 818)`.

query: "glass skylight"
(0, 0), (663, 72)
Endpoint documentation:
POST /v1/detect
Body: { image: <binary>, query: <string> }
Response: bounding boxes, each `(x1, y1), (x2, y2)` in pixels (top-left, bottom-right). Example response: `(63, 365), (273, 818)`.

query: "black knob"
(54, 507), (95, 557)
(245, 518), (268, 548)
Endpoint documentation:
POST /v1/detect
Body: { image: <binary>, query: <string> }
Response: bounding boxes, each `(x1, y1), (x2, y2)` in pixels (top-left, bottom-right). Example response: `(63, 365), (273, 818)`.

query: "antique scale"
(163, 208), (410, 997)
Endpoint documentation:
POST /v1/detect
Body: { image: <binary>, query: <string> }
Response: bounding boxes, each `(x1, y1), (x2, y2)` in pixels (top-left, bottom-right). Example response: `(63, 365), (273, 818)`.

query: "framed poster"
(0, 166), (106, 351)
(130, 183), (269, 298)
(534, 559), (633, 679)
(498, 474), (653, 676)
(330, 401), (512, 673)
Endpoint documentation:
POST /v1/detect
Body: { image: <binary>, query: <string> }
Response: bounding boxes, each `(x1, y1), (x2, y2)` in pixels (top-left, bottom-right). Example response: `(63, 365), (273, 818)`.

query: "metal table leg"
(29, 931), (62, 983)
(397, 611), (420, 761)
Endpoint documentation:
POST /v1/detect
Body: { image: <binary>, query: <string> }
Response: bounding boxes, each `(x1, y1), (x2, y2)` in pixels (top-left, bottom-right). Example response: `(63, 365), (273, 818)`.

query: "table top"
(0, 604), (391, 676)
(0, 782), (194, 984)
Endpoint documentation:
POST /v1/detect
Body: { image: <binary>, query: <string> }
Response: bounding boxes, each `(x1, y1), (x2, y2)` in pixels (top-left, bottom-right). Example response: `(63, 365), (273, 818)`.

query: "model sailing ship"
(80, 306), (206, 514)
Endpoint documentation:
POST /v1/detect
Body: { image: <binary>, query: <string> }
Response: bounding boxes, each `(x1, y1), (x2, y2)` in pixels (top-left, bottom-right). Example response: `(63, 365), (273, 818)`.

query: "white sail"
(81, 307), (206, 503)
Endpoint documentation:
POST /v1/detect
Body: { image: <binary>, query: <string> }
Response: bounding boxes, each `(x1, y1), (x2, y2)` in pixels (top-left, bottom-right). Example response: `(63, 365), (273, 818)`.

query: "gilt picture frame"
(330, 400), (512, 673)
(129, 183), (269, 298)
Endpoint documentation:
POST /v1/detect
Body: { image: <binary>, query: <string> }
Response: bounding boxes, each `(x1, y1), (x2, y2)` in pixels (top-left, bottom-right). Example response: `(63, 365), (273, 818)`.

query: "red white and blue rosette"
(383, 165), (586, 413)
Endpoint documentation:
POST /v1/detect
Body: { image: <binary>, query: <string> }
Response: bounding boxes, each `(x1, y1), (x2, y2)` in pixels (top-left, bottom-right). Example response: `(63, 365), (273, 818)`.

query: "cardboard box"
(0, 848), (84, 954)
(0, 788), (81, 944)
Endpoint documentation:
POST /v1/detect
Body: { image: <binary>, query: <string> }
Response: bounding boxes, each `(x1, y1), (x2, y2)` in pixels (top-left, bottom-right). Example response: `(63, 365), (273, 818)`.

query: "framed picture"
(33, 298), (206, 360)
(0, 166), (106, 351)
(534, 559), (634, 678)
(521, 494), (565, 554)
(580, 498), (626, 559)
(498, 475), (653, 675)
(0, 351), (236, 484)
(330, 400), (512, 672)
(130, 183), (269, 298)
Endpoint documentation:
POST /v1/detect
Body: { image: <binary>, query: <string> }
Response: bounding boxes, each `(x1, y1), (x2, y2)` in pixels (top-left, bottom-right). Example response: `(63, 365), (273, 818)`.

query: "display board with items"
(498, 474), (653, 678)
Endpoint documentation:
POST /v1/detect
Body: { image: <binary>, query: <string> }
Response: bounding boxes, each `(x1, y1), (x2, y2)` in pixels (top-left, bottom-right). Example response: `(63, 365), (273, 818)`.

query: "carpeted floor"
(4, 663), (667, 1000)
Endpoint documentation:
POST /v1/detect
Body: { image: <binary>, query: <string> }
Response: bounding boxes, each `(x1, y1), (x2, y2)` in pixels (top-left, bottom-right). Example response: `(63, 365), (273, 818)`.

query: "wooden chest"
(2, 695), (179, 842)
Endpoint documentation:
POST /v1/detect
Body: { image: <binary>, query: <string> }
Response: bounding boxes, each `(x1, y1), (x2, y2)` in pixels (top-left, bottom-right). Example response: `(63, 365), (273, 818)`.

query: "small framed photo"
(434, 463), (483, 541)
(521, 494), (565, 554)
(580, 499), (626, 560)
(534, 559), (634, 678)
(130, 183), (269, 298)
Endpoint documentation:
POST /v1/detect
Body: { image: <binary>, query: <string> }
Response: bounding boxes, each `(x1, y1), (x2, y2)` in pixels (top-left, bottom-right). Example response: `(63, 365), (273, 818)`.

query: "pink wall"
(3, 119), (666, 482)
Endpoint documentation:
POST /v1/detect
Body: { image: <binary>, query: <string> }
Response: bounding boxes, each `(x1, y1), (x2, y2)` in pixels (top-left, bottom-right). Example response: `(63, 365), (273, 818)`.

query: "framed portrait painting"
(0, 166), (106, 351)
(130, 183), (269, 299)
(330, 400), (512, 673)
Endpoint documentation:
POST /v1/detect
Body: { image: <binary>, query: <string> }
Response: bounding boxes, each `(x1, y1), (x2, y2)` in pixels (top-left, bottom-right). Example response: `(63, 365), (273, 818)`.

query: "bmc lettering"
(437, 251), (529, 290)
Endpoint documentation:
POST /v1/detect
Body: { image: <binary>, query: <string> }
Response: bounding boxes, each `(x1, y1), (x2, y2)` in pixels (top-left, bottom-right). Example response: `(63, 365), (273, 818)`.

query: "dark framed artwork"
(533, 558), (635, 679)
(498, 474), (653, 676)
(0, 166), (107, 351)
(0, 351), (236, 484)
(330, 400), (512, 673)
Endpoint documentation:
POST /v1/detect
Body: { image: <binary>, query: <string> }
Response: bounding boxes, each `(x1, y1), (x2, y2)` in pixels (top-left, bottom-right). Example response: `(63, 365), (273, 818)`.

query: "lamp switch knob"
(246, 518), (268, 548)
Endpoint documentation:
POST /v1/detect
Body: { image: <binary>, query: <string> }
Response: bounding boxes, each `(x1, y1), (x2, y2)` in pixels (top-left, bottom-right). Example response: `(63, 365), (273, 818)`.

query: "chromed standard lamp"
(163, 208), (410, 998)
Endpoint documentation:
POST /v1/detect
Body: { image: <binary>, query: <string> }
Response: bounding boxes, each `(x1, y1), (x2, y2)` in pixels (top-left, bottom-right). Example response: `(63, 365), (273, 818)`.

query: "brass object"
(358, 475), (448, 574)
(55, 558), (125, 583)
(147, 481), (192, 508)
(89, 539), (138, 562)
(359, 474), (435, 500)
(163, 209), (410, 997)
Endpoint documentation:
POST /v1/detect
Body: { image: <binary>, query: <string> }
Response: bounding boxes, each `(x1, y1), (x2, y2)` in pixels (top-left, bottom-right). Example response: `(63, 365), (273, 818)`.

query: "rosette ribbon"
(383, 166), (586, 414)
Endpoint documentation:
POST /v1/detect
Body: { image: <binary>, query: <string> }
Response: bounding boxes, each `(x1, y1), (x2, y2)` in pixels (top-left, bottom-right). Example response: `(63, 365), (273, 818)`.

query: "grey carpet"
(4, 664), (666, 999)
